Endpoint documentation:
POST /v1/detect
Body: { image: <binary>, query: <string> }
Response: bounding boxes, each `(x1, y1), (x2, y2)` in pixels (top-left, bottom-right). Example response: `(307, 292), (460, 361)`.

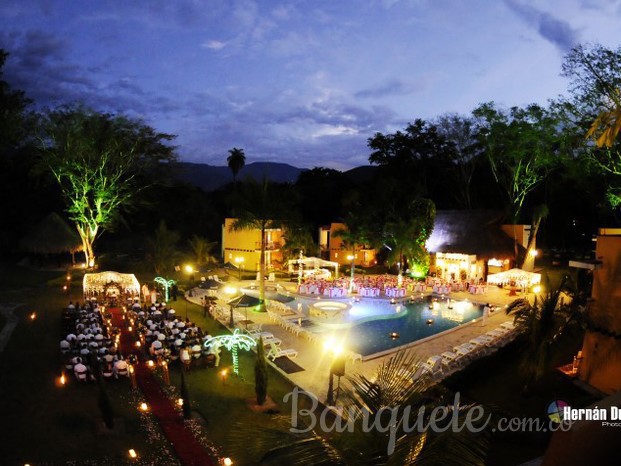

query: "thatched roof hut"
(426, 210), (520, 260)
(20, 212), (82, 255)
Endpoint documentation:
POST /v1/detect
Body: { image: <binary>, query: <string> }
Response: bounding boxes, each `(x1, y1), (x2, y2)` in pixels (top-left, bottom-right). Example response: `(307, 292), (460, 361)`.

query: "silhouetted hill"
(343, 165), (378, 184)
(174, 161), (306, 191)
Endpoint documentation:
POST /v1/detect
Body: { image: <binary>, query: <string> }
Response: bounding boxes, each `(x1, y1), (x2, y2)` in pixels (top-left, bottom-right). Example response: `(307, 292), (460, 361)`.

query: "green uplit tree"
(36, 106), (176, 267)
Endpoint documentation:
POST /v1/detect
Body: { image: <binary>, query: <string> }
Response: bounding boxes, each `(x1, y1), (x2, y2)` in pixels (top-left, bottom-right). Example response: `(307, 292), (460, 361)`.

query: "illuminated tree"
(562, 44), (621, 205)
(472, 102), (564, 223)
(227, 147), (246, 183)
(383, 199), (435, 280)
(36, 106), (176, 267)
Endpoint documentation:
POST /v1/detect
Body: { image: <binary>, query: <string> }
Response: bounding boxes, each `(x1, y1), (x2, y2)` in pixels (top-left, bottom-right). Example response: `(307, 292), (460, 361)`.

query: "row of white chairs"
(402, 321), (520, 383)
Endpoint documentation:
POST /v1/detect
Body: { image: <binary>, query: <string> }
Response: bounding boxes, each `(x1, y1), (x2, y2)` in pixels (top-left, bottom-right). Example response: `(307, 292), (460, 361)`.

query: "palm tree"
(227, 147), (246, 184)
(229, 351), (489, 465)
(188, 235), (218, 267)
(281, 223), (317, 264)
(333, 217), (370, 292)
(506, 274), (585, 390)
(229, 179), (286, 311)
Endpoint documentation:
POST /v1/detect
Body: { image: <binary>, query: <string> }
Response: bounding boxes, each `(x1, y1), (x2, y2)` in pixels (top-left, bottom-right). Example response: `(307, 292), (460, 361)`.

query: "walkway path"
(109, 307), (216, 466)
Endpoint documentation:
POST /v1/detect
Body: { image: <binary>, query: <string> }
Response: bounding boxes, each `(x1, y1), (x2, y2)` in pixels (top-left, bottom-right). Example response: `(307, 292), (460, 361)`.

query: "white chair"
(266, 342), (298, 361)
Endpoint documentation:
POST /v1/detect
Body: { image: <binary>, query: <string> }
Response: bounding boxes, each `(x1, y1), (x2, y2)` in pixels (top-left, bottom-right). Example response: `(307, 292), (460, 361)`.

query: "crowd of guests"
(60, 299), (130, 381)
(127, 300), (221, 370)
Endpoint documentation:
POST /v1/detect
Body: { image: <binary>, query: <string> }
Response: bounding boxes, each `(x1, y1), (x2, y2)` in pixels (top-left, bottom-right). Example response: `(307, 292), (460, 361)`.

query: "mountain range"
(173, 161), (377, 191)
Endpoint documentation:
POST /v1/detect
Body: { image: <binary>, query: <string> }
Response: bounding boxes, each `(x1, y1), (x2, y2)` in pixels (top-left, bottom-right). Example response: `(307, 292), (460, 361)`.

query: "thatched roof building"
(426, 210), (519, 260)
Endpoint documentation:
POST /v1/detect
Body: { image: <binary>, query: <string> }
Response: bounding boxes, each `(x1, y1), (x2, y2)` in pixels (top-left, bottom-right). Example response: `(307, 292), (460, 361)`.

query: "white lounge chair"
(266, 342), (298, 361)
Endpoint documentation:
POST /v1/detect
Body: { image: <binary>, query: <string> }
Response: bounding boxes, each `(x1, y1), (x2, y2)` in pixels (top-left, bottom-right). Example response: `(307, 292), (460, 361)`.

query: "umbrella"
(199, 278), (222, 290)
(227, 294), (262, 308)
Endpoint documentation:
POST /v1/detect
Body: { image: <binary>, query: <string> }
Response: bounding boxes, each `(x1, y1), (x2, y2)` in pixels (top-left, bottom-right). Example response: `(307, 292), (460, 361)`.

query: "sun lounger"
(266, 342), (298, 361)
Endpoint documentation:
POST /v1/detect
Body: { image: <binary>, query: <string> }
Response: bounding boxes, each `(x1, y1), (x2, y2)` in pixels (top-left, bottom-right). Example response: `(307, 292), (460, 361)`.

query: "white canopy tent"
(83, 271), (141, 298)
(287, 256), (339, 278)
(486, 268), (541, 288)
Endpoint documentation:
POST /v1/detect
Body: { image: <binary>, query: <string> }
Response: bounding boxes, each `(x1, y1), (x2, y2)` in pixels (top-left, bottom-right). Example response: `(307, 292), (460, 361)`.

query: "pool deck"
(190, 279), (527, 405)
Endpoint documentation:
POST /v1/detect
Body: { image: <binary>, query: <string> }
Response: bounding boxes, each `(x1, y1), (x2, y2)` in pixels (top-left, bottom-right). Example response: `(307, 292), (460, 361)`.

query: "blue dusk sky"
(1, 0), (620, 169)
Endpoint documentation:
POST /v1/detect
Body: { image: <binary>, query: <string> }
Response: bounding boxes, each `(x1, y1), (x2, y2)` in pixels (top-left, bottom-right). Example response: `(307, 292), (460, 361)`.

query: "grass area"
(164, 299), (312, 465)
(0, 266), (174, 465)
(0, 264), (307, 465)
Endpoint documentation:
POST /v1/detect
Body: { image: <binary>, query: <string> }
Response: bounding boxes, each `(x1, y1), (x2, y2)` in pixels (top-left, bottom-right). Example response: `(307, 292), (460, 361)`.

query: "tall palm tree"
(229, 351), (489, 465)
(227, 147), (246, 184)
(506, 274), (585, 390)
(229, 179), (286, 311)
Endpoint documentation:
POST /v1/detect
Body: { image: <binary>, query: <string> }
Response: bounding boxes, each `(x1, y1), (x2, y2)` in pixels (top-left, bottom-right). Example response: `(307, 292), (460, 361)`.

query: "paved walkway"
(110, 307), (216, 466)
(190, 279), (525, 404)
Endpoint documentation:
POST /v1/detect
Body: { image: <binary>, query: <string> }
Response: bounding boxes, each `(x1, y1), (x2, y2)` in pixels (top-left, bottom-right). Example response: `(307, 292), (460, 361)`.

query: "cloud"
(201, 39), (227, 50)
(355, 79), (419, 99)
(504, 0), (579, 52)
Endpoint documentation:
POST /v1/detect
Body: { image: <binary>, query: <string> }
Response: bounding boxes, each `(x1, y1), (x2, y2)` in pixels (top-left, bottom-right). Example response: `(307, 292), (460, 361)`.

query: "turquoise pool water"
(324, 298), (484, 357)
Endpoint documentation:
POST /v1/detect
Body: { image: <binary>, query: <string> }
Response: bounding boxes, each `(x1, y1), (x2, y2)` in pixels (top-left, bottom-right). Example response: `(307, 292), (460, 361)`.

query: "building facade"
(221, 218), (285, 273)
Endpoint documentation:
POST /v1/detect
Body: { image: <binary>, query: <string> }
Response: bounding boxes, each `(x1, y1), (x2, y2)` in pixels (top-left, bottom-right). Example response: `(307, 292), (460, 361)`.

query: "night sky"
(1, 0), (619, 169)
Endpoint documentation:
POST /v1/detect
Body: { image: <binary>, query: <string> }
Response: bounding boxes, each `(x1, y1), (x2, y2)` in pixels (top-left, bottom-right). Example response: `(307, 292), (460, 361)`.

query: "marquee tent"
(287, 256), (339, 277)
(83, 271), (141, 298)
(486, 268), (541, 288)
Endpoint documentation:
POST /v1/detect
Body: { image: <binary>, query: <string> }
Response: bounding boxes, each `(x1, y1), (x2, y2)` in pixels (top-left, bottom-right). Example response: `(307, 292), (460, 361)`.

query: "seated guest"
(113, 356), (128, 378)
(73, 359), (88, 380)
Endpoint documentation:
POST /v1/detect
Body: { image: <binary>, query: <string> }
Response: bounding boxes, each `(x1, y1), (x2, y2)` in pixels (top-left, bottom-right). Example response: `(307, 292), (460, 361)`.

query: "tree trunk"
(520, 217), (542, 271)
(259, 226), (266, 311)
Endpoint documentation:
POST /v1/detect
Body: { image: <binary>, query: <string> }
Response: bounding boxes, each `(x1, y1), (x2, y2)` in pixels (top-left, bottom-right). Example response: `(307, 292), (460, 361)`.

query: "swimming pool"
(312, 298), (484, 358)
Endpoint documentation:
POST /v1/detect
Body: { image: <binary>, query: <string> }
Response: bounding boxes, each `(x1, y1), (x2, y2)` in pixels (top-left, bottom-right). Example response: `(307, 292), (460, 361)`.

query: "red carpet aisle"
(109, 307), (216, 466)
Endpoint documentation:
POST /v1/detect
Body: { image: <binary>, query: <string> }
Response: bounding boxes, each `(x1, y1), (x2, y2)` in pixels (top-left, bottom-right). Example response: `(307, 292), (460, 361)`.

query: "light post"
(324, 338), (344, 406)
(183, 264), (194, 319)
(347, 254), (356, 293)
(234, 257), (244, 281)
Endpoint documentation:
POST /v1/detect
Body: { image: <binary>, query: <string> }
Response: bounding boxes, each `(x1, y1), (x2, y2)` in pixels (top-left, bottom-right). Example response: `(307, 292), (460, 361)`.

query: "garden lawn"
(0, 264), (308, 466)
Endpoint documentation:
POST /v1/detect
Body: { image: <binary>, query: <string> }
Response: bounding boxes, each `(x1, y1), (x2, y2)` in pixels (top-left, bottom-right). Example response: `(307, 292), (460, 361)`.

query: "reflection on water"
(341, 298), (483, 356)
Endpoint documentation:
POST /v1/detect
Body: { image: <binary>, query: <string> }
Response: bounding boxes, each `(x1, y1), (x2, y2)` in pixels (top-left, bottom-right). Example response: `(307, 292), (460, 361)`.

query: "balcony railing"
(255, 241), (281, 251)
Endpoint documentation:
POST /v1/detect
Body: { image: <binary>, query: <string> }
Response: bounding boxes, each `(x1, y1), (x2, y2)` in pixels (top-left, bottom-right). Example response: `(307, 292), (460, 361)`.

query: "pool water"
(326, 299), (483, 357)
